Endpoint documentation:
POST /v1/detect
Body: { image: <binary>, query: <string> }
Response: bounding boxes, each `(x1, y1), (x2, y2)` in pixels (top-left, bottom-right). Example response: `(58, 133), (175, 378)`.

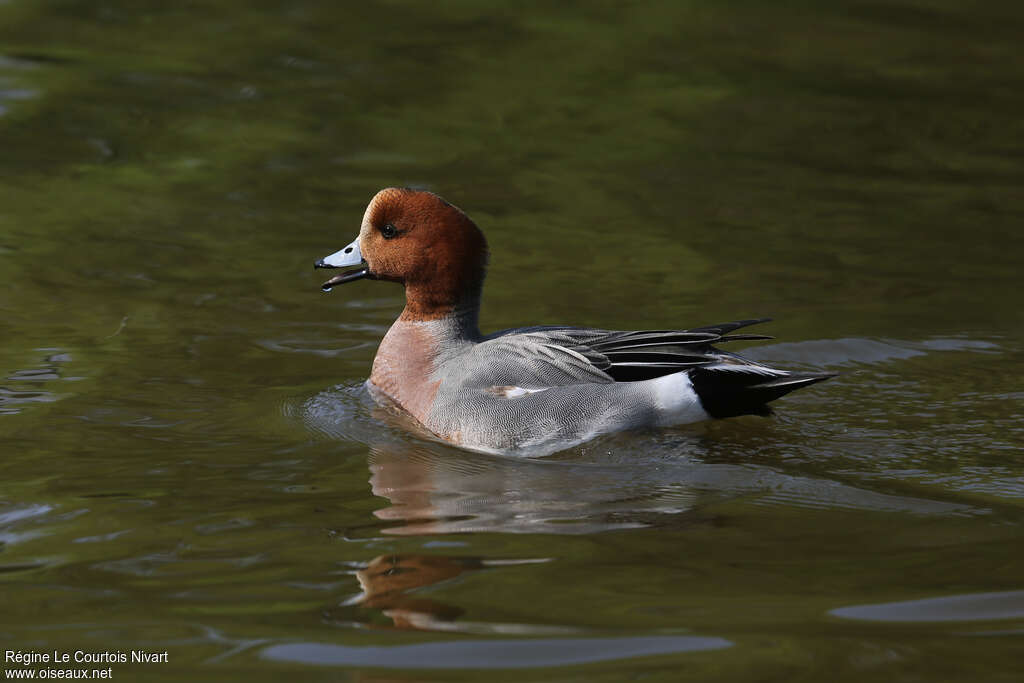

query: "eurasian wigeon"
(315, 188), (834, 455)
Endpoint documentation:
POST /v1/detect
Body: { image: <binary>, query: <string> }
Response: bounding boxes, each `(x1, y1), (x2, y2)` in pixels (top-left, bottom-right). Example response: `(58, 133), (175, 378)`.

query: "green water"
(1, 1), (1022, 680)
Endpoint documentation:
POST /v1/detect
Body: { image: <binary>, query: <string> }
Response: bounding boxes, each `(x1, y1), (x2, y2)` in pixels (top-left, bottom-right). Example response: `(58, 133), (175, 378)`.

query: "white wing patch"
(487, 385), (551, 398)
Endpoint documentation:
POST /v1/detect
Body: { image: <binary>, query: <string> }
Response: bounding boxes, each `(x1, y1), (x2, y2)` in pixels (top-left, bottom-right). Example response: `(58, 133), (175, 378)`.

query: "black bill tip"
(321, 267), (370, 292)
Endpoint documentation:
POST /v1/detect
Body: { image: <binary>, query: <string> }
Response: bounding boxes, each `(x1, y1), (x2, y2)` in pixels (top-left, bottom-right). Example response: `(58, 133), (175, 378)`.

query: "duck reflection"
(330, 553), (560, 633)
(304, 385), (979, 636)
(366, 441), (703, 535)
(346, 554), (477, 631)
(303, 383), (711, 534)
(332, 425), (708, 632)
(304, 383), (977, 536)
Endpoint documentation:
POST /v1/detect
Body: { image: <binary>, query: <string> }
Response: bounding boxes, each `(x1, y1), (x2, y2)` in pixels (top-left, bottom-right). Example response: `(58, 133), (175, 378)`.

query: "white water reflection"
(262, 634), (732, 669)
(831, 590), (1024, 622)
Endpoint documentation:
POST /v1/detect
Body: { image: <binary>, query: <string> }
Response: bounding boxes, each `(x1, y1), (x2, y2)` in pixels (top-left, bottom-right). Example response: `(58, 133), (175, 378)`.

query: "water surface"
(1, 1), (1022, 681)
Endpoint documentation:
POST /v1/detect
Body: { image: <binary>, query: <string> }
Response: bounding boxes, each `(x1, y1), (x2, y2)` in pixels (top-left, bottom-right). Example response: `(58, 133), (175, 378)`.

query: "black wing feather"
(587, 319), (775, 382)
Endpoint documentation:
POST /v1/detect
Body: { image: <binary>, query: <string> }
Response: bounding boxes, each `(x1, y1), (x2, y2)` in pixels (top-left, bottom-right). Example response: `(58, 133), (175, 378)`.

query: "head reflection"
(334, 554), (557, 633)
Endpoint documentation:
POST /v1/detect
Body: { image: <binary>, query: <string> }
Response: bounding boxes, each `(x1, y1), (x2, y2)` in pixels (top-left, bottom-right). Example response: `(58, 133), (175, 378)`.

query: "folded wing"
(475, 318), (780, 385)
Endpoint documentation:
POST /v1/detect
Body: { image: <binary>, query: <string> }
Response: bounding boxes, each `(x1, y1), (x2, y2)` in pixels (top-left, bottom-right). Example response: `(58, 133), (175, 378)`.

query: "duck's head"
(315, 188), (488, 320)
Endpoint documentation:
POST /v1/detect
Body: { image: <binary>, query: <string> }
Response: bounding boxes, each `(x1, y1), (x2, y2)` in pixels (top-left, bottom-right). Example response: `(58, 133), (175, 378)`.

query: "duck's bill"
(319, 268), (370, 292)
(314, 237), (368, 292)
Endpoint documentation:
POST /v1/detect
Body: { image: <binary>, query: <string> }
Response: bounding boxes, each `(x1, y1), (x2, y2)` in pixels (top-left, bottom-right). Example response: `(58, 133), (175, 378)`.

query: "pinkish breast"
(369, 321), (441, 426)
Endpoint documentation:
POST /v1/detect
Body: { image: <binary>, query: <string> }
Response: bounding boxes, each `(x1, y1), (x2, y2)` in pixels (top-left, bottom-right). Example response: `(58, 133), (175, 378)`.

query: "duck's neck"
(398, 281), (483, 341)
(369, 289), (481, 426)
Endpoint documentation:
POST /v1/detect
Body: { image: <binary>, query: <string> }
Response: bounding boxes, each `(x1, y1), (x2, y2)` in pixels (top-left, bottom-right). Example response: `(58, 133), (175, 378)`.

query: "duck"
(315, 188), (834, 455)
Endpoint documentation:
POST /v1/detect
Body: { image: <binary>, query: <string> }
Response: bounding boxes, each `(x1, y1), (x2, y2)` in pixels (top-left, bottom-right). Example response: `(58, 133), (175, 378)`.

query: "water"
(1, 1), (1022, 680)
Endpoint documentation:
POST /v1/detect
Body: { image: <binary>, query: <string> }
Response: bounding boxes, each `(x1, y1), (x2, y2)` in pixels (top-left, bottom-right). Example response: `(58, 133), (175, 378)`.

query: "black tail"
(689, 368), (836, 419)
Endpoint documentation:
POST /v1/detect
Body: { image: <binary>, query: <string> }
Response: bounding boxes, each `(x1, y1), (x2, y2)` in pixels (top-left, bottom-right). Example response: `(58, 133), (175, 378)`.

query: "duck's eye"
(380, 223), (398, 239)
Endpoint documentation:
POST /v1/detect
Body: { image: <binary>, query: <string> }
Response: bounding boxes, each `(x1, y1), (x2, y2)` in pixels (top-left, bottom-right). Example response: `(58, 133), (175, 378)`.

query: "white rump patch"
(647, 372), (710, 426)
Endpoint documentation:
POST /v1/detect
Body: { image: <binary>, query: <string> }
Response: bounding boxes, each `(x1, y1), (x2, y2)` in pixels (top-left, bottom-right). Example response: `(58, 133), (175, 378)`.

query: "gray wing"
(460, 318), (776, 388)
(454, 328), (615, 388)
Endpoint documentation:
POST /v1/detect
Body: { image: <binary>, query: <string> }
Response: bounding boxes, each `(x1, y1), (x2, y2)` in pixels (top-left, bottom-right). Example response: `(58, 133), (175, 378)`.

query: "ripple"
(0, 348), (75, 415)
(831, 590), (1024, 623)
(0, 84), (38, 117)
(0, 503), (54, 527)
(94, 551), (181, 577)
(0, 387), (60, 414)
(296, 382), (449, 455)
(744, 335), (998, 369)
(0, 561), (48, 574)
(0, 503), (55, 546)
(256, 338), (375, 357)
